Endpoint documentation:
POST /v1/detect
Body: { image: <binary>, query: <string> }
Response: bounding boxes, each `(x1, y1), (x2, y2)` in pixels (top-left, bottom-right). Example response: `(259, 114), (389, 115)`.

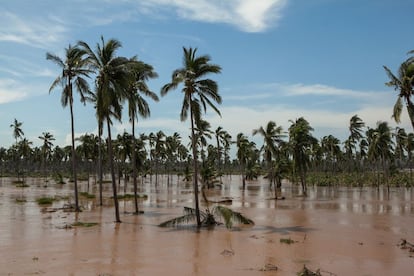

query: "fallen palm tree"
(158, 206), (254, 229)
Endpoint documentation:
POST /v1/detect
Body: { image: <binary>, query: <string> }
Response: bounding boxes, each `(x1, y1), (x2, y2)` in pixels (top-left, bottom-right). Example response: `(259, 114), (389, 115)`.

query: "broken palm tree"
(158, 206), (254, 229)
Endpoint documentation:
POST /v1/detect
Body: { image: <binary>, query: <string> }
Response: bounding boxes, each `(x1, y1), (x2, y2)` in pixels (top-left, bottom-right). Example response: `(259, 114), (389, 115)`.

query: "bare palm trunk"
(69, 96), (80, 212)
(107, 120), (121, 223)
(132, 120), (139, 214)
(190, 107), (201, 227)
(98, 126), (103, 206)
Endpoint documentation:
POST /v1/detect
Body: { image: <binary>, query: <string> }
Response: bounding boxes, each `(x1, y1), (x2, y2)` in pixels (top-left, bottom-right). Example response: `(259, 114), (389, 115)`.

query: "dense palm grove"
(1, 37), (414, 224)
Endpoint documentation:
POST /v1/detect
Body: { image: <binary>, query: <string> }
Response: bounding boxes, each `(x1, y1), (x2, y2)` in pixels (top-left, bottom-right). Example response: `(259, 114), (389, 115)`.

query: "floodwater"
(0, 175), (413, 275)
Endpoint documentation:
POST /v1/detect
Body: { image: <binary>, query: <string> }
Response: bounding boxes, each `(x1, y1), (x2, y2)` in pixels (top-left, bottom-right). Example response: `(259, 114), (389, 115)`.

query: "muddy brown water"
(0, 175), (413, 275)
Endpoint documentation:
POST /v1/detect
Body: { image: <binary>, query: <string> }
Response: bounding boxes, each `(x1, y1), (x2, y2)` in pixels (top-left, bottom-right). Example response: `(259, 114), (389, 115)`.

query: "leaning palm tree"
(79, 36), (131, 223)
(161, 47), (222, 227)
(126, 58), (159, 214)
(384, 58), (414, 130)
(47, 45), (91, 212)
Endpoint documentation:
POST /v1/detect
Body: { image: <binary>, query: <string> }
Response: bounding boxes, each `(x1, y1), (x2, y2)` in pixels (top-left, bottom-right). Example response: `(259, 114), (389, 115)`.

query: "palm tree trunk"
(190, 106), (201, 227)
(107, 120), (121, 223)
(69, 99), (80, 212)
(98, 125), (103, 206)
(132, 120), (139, 214)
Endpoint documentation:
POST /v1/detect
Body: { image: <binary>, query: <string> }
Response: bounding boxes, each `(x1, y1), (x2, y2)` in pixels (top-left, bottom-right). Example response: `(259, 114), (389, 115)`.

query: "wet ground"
(0, 175), (413, 275)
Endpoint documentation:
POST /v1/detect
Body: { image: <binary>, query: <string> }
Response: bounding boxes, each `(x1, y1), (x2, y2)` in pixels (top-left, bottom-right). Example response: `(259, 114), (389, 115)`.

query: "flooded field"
(0, 175), (413, 275)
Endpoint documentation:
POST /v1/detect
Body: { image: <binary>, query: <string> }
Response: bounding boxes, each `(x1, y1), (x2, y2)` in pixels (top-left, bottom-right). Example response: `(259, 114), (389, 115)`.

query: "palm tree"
(194, 119), (213, 163)
(10, 119), (24, 144)
(79, 36), (132, 223)
(288, 117), (316, 195)
(344, 115), (365, 172)
(235, 133), (250, 189)
(384, 58), (414, 129)
(38, 132), (55, 181)
(321, 135), (341, 175)
(161, 47), (222, 227)
(126, 59), (158, 214)
(367, 121), (394, 187)
(253, 121), (285, 196)
(47, 44), (92, 212)
(10, 119), (24, 181)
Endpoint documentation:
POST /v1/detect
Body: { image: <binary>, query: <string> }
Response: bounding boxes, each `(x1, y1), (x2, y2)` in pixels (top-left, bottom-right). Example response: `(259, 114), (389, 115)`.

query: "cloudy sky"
(0, 0), (413, 150)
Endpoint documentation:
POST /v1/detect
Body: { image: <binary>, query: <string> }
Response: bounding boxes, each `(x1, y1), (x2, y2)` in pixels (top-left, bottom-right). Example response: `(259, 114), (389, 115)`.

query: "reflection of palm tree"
(79, 36), (131, 223)
(161, 47), (222, 227)
(47, 45), (91, 212)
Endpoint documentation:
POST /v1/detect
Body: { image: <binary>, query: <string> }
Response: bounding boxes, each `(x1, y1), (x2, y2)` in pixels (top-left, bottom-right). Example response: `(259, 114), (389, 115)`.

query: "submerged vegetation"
(158, 206), (254, 229)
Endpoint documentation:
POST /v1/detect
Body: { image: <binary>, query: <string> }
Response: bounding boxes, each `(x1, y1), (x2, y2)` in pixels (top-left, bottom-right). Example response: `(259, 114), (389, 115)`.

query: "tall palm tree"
(126, 59), (158, 214)
(79, 36), (131, 223)
(47, 44), (92, 212)
(384, 59), (414, 129)
(161, 47), (222, 227)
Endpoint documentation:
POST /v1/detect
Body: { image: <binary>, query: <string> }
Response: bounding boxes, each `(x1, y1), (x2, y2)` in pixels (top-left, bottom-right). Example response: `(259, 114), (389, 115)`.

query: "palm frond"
(393, 96), (403, 123)
(212, 205), (254, 229)
(158, 213), (197, 227)
(158, 207), (204, 227)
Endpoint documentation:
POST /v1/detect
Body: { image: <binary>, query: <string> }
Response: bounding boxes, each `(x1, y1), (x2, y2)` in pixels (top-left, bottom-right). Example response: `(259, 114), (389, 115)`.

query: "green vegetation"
(116, 193), (148, 200)
(280, 237), (296, 244)
(72, 221), (98, 227)
(36, 197), (55, 205)
(79, 192), (96, 199)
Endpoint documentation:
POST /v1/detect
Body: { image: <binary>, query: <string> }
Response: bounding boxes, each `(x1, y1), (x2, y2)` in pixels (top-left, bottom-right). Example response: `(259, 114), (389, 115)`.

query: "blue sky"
(0, 0), (413, 150)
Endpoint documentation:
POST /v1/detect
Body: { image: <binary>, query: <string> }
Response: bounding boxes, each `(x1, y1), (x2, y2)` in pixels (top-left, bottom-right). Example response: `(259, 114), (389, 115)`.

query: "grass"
(15, 198), (27, 203)
(36, 197), (55, 205)
(79, 192), (96, 199)
(116, 193), (148, 200)
(72, 221), (98, 227)
(280, 237), (296, 244)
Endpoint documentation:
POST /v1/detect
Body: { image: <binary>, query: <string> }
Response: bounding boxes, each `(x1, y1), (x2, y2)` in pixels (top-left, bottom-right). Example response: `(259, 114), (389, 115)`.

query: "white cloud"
(0, 79), (28, 104)
(0, 11), (67, 49)
(138, 0), (287, 32)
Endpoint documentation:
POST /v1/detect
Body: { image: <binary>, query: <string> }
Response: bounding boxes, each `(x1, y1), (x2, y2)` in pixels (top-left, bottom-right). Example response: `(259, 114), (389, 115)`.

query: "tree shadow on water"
(251, 225), (316, 235)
